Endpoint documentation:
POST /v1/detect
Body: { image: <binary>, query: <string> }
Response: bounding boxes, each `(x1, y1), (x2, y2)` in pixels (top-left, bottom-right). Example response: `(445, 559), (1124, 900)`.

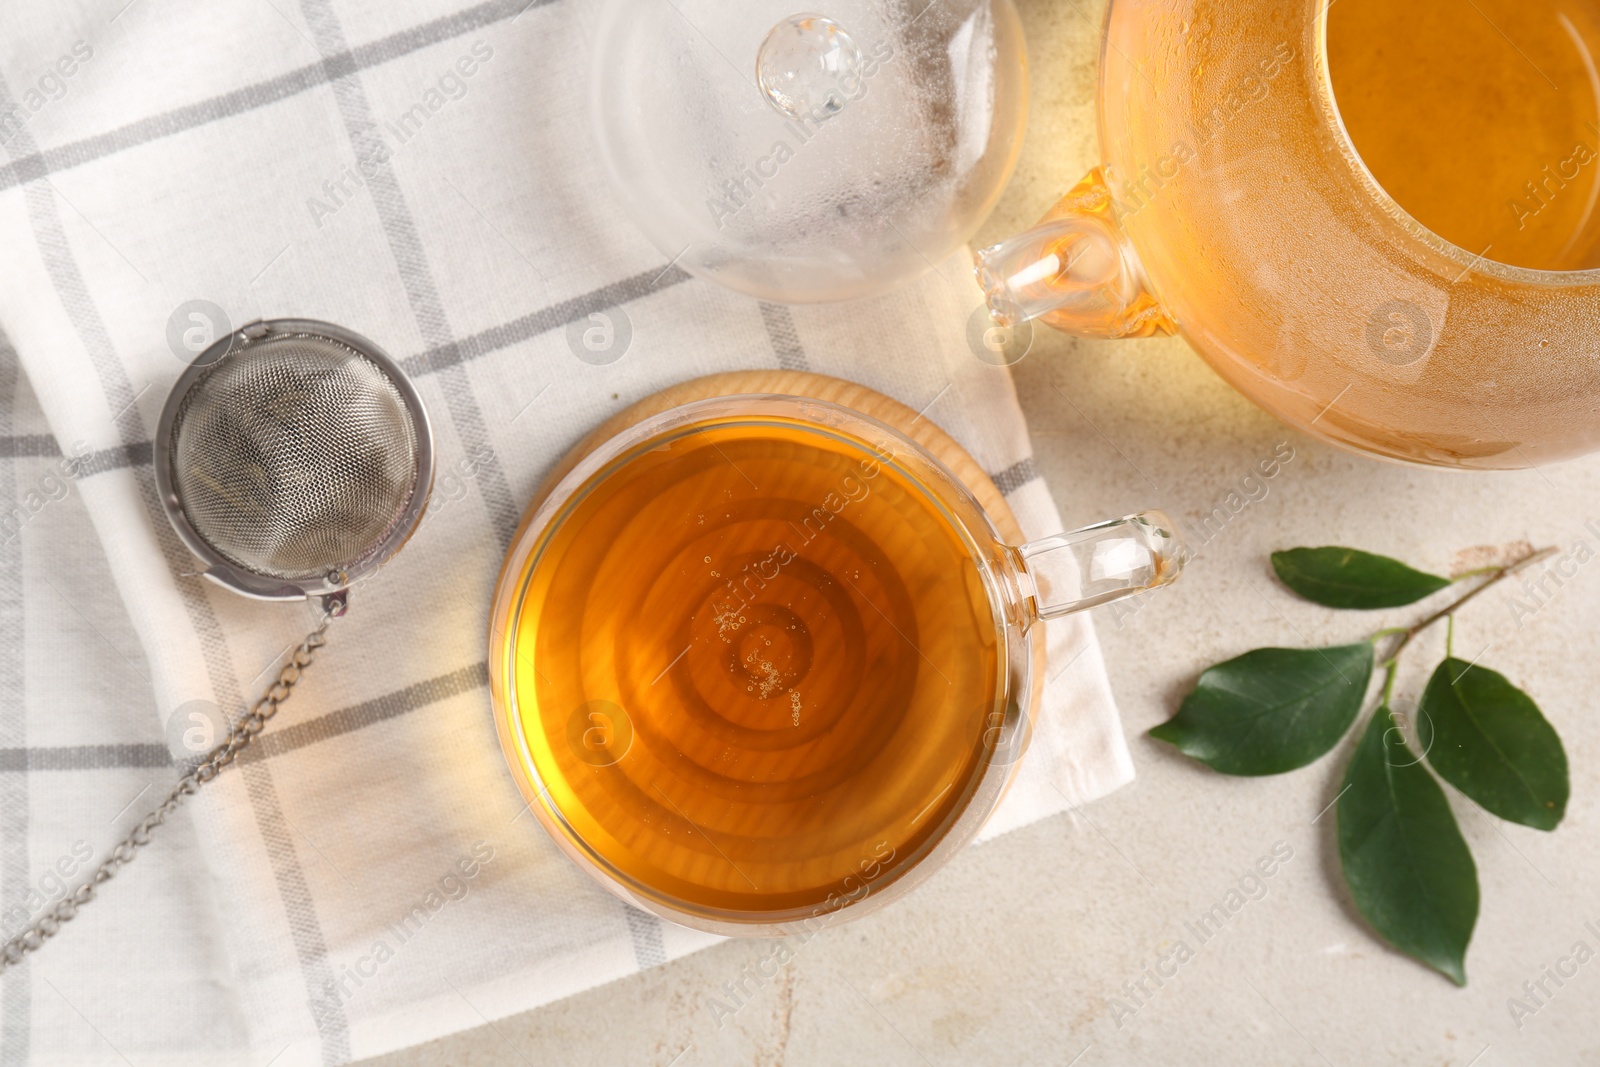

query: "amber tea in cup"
(491, 395), (1181, 933)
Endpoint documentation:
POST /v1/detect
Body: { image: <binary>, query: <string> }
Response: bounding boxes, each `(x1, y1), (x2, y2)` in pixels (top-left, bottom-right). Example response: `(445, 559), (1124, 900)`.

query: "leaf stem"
(1446, 614), (1455, 658)
(1377, 546), (1556, 667)
(1381, 658), (1399, 706)
(1449, 562), (1511, 580)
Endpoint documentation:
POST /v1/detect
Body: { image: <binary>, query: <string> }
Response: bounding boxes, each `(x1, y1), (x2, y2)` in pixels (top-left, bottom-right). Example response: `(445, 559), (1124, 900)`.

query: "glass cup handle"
(974, 168), (1175, 339)
(1016, 510), (1183, 621)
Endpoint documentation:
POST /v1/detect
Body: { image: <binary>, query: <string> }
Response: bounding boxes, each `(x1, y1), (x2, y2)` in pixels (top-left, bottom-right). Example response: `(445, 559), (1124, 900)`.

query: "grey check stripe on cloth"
(0, 336), (31, 1066)
(758, 303), (811, 372)
(300, 0), (520, 551)
(0, 664), (478, 773)
(0, 743), (169, 772)
(0, 657), (482, 773)
(991, 456), (1041, 496)
(56, 264), (692, 480)
(4, 278), (1033, 501)
(399, 264), (692, 378)
(0, 67), (356, 1065)
(21, 400), (1037, 491)
(0, 0), (547, 195)
(0, 436), (54, 461)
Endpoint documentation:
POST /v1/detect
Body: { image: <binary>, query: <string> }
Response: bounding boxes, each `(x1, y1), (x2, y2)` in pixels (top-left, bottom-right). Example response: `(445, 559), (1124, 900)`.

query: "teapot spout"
(974, 168), (1175, 339)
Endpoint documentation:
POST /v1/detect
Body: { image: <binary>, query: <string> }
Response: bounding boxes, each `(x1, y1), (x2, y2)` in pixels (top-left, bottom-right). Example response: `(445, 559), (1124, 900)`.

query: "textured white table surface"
(362, 2), (1600, 1063)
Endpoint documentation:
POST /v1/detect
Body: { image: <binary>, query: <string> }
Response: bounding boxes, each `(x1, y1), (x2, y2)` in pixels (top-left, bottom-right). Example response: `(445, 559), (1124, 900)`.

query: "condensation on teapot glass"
(591, 0), (1028, 304)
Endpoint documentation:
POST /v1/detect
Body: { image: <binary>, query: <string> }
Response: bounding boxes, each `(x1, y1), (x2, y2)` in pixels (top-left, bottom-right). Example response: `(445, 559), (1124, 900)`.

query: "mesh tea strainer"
(0, 318), (434, 969)
(156, 317), (433, 601)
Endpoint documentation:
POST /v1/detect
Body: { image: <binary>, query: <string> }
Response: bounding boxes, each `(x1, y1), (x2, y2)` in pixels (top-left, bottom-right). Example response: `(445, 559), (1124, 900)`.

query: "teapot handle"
(974, 168), (1176, 339)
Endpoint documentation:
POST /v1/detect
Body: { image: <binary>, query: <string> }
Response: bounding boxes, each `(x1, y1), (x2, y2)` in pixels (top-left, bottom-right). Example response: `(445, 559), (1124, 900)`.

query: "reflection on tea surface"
(1329, 0), (1600, 271)
(507, 418), (1002, 915)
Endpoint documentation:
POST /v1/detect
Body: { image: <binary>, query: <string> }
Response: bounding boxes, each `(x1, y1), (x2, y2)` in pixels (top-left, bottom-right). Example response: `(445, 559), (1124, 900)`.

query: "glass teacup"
(489, 395), (1181, 935)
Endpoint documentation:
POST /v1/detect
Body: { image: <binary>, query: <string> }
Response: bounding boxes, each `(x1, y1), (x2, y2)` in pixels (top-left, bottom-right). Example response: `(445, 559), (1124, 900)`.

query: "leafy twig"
(1151, 543), (1569, 986)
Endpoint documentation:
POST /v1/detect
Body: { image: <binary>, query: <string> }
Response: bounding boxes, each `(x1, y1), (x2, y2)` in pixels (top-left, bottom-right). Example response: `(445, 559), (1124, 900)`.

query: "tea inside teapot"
(1327, 0), (1600, 273)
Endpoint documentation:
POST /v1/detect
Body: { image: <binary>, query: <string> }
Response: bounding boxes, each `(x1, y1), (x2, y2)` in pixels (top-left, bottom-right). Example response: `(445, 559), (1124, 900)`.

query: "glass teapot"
(977, 0), (1600, 469)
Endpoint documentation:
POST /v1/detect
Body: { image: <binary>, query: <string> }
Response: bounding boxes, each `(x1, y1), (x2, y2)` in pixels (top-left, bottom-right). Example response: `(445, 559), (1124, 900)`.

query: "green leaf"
(1339, 705), (1478, 985)
(1150, 643), (1374, 775)
(1417, 659), (1568, 831)
(1271, 547), (1451, 609)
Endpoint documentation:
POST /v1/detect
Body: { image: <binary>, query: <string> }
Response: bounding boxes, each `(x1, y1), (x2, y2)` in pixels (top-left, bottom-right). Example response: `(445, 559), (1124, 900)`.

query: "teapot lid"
(591, 1), (1027, 304)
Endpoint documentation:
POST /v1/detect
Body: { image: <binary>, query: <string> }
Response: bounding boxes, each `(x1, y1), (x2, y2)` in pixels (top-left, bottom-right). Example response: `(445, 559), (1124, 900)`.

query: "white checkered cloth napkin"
(0, 1), (1133, 1063)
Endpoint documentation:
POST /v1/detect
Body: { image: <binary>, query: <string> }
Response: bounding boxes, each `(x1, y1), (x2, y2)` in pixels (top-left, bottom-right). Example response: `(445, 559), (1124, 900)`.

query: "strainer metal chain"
(0, 606), (340, 972)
